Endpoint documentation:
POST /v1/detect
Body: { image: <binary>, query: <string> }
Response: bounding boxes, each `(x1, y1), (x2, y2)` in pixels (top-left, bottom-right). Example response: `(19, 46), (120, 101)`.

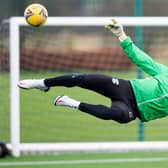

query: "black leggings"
(44, 74), (139, 123)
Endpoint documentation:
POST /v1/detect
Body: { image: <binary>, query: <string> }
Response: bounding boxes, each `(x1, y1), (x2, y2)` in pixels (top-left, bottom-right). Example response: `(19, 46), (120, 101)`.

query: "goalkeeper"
(18, 19), (168, 123)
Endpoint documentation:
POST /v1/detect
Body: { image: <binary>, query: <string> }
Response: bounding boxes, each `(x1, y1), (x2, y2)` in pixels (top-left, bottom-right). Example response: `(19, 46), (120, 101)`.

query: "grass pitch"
(1, 70), (168, 142)
(1, 151), (168, 168)
(1, 70), (168, 168)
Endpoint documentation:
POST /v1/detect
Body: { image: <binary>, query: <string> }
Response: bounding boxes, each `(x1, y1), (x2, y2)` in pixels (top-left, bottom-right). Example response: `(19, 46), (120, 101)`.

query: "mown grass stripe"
(1, 157), (168, 166)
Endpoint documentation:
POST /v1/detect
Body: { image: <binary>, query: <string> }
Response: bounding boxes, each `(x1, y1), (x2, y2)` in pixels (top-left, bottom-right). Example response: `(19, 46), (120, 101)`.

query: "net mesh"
(19, 26), (132, 71)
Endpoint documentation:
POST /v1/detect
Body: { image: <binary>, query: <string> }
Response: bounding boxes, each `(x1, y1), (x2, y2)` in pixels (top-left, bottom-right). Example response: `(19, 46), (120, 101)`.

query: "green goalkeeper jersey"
(120, 37), (168, 122)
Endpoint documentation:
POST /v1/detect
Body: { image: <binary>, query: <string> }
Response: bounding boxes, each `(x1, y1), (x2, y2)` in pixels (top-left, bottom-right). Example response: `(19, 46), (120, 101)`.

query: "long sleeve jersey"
(120, 37), (168, 122)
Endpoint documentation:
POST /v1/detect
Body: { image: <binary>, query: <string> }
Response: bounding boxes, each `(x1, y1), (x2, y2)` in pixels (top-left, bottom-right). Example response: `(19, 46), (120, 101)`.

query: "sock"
(71, 100), (80, 109)
(65, 97), (80, 109)
(35, 79), (46, 87)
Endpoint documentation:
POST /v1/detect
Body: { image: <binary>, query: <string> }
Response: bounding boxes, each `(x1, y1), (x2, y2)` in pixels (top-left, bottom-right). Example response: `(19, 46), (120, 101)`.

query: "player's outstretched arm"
(105, 19), (127, 41)
(105, 19), (168, 76)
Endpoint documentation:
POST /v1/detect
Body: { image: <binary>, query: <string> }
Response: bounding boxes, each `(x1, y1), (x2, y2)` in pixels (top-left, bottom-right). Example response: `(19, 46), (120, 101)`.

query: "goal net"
(1, 17), (168, 157)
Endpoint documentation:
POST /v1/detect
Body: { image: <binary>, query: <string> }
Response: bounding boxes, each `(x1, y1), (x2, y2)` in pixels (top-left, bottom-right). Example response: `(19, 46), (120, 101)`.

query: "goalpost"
(9, 16), (168, 157)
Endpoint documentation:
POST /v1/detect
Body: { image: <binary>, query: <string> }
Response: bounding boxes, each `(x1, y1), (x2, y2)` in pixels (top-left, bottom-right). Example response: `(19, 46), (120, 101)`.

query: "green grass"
(1, 70), (168, 143)
(2, 151), (168, 168)
(1, 70), (168, 167)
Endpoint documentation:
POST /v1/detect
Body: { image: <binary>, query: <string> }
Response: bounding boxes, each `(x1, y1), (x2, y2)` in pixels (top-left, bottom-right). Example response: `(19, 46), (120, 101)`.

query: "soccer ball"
(24, 3), (48, 27)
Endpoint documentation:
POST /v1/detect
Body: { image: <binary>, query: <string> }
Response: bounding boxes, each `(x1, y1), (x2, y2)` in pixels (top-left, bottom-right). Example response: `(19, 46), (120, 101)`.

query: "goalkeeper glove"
(105, 19), (127, 41)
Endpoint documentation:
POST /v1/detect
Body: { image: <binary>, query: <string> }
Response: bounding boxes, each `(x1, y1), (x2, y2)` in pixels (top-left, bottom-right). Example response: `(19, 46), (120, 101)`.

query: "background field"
(1, 21), (168, 168)
(1, 151), (168, 168)
(1, 70), (168, 144)
(1, 0), (168, 167)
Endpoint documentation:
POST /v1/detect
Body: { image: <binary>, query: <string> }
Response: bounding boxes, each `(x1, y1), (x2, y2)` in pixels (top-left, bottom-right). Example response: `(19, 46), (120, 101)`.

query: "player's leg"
(46, 74), (134, 104)
(44, 73), (125, 99)
(79, 101), (136, 123)
(18, 74), (85, 91)
(45, 73), (139, 117)
(18, 73), (130, 100)
(54, 95), (136, 123)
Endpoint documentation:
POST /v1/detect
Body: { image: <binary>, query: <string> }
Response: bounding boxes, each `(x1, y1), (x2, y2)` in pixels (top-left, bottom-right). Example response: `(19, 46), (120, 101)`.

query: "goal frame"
(9, 16), (168, 157)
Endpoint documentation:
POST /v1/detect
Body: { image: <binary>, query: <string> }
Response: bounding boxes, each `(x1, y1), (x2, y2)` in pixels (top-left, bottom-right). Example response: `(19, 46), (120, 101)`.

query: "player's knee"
(117, 118), (131, 124)
(117, 111), (135, 124)
(112, 102), (136, 124)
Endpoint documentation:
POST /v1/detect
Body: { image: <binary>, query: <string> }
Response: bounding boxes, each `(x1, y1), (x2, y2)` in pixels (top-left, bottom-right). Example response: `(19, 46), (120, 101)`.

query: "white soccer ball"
(24, 3), (48, 27)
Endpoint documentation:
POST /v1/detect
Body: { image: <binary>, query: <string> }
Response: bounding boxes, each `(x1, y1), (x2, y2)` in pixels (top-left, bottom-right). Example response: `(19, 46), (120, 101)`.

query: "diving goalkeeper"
(18, 19), (168, 123)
